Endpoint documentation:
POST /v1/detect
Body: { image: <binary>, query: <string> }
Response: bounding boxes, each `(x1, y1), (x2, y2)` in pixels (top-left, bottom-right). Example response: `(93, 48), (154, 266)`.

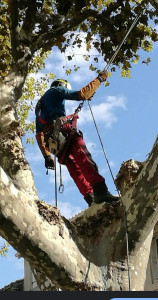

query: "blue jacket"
(35, 86), (81, 132)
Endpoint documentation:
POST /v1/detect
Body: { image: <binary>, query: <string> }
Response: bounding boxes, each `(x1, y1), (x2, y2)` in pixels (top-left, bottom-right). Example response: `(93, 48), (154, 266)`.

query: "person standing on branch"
(35, 72), (119, 206)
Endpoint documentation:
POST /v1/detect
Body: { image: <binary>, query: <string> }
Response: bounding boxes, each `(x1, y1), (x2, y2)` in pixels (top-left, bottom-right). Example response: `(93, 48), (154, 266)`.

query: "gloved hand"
(45, 155), (55, 170)
(88, 92), (95, 101)
(97, 71), (107, 82)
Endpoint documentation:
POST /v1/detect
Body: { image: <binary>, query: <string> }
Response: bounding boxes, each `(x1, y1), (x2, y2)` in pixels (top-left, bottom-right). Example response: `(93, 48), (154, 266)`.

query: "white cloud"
(44, 34), (103, 85)
(63, 185), (77, 194)
(77, 95), (127, 128)
(48, 164), (72, 185)
(65, 95), (126, 128)
(0, 244), (24, 271)
(28, 37), (98, 88)
(29, 71), (45, 80)
(57, 200), (82, 218)
(65, 100), (78, 110)
(25, 147), (43, 163)
(38, 191), (47, 200)
(100, 160), (115, 175)
(8, 255), (24, 271)
(85, 141), (96, 153)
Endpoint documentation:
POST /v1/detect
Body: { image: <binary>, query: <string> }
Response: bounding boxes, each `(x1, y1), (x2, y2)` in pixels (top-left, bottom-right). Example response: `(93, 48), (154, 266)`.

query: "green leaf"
(74, 65), (80, 72)
(89, 64), (97, 71)
(0, 241), (10, 257)
(65, 69), (72, 75)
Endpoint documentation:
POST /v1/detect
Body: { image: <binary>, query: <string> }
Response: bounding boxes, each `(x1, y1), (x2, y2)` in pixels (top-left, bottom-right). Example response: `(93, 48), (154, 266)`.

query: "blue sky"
(0, 35), (158, 289)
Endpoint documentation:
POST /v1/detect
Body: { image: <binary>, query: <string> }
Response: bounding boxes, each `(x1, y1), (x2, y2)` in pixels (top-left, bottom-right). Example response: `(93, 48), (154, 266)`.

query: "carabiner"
(59, 184), (64, 193)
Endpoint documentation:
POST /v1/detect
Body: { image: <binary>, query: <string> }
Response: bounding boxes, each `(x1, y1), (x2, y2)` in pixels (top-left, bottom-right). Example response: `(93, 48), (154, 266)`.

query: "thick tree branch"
(30, 264), (58, 291)
(115, 135), (158, 253)
(32, 9), (98, 51)
(8, 1), (33, 67)
(149, 0), (158, 11)
(8, 0), (20, 60)
(69, 135), (158, 260)
(20, 0), (42, 44)
(69, 202), (124, 266)
(0, 167), (104, 290)
(1, 127), (158, 290)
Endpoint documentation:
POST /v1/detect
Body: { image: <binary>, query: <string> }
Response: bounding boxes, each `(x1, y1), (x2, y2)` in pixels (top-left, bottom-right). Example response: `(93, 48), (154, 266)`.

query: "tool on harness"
(44, 111), (81, 164)
(57, 114), (81, 165)
(46, 118), (66, 156)
(53, 103), (84, 162)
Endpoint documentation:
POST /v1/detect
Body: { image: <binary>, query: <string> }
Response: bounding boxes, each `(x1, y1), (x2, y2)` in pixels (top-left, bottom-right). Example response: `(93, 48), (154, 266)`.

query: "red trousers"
(65, 136), (104, 199)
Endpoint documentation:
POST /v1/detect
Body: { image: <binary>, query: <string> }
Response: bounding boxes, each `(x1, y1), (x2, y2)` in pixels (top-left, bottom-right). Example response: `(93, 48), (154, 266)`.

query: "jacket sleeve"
(78, 77), (101, 100)
(55, 78), (101, 101)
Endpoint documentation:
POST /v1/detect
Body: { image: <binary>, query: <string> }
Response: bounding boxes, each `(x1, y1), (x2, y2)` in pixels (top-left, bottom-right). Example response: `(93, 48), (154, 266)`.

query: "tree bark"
(0, 134), (158, 291)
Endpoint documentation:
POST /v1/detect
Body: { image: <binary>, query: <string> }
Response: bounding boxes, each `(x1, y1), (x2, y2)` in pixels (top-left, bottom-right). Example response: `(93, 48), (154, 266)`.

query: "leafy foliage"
(0, 1), (12, 78)
(17, 48), (56, 135)
(17, 68), (56, 134)
(0, 241), (9, 257)
(1, 0), (158, 136)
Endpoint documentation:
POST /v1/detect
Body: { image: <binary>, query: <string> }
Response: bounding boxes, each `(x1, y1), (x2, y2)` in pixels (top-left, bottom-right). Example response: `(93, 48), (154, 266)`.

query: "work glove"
(88, 92), (95, 101)
(97, 71), (107, 82)
(45, 155), (55, 170)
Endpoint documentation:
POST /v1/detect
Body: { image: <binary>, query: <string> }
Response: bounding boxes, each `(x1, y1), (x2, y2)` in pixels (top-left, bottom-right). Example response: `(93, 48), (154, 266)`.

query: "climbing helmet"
(51, 79), (72, 90)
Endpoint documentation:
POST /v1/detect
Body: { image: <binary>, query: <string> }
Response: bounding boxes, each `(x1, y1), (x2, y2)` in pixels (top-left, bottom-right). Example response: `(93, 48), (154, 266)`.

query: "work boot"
(94, 191), (119, 204)
(93, 181), (119, 204)
(85, 193), (94, 207)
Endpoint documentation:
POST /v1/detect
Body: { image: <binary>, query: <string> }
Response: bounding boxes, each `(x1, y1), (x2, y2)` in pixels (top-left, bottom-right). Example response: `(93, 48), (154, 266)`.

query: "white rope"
(103, 13), (141, 72)
(54, 156), (58, 207)
(88, 101), (131, 290)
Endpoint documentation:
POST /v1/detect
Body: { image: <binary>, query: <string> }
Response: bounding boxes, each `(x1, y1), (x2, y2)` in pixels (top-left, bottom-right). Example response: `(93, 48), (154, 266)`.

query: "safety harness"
(57, 102), (84, 164)
(36, 95), (84, 164)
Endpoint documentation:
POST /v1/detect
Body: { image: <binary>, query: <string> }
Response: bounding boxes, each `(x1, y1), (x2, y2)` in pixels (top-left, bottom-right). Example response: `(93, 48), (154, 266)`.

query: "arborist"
(35, 72), (119, 206)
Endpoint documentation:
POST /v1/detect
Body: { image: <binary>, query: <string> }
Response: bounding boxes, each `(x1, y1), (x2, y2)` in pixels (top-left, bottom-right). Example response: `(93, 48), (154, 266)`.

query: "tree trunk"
(0, 66), (37, 195)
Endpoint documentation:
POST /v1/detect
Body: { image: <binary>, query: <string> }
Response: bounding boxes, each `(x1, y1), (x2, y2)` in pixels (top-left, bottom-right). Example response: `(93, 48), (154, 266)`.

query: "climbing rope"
(73, 2), (148, 290)
(54, 156), (58, 207)
(88, 101), (131, 290)
(103, 11), (144, 73)
(52, 1), (147, 289)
